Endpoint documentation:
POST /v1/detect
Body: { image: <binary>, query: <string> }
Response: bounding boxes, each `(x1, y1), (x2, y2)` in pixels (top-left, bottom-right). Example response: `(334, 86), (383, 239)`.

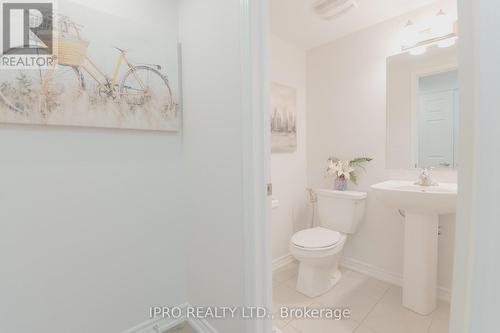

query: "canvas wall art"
(0, 1), (180, 131)
(270, 82), (297, 153)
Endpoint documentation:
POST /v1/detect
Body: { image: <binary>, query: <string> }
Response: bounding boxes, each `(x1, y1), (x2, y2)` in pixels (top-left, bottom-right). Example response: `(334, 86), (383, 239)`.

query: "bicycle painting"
(0, 7), (179, 131)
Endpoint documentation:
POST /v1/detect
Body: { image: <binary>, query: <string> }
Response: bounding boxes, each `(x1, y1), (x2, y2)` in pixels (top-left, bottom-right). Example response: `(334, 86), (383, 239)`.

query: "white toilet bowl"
(290, 227), (346, 297)
(289, 189), (367, 298)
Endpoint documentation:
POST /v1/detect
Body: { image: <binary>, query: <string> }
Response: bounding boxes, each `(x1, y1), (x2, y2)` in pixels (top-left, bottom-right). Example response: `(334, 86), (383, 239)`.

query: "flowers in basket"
(326, 157), (373, 191)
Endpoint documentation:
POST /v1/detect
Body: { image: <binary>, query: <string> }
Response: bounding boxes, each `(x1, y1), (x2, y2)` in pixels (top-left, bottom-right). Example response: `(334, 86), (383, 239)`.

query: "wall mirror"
(386, 44), (458, 169)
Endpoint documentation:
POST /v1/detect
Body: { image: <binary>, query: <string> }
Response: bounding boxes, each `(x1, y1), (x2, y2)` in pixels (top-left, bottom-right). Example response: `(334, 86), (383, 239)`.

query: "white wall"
(306, 0), (458, 292)
(269, 34), (309, 262)
(179, 1), (248, 332)
(0, 2), (187, 333)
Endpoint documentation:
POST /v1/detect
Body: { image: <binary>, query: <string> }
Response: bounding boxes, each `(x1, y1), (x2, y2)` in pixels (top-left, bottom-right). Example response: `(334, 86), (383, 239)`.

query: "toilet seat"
(291, 227), (343, 249)
(289, 227), (348, 297)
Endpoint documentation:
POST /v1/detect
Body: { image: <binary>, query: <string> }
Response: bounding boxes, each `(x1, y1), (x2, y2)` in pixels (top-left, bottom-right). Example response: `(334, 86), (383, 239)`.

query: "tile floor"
(273, 262), (450, 333)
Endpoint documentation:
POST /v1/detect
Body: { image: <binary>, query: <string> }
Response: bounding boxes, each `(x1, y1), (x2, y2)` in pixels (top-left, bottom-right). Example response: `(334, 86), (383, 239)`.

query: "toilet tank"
(316, 189), (367, 234)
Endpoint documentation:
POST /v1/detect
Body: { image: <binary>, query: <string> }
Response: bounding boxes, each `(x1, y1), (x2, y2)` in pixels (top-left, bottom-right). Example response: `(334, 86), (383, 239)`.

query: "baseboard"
(272, 254), (295, 272)
(121, 303), (189, 333)
(340, 257), (451, 303)
(122, 303), (220, 333)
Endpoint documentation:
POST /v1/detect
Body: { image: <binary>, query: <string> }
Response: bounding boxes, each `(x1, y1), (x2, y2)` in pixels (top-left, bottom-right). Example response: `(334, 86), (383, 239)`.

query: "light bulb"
(410, 46), (427, 56)
(437, 37), (457, 48)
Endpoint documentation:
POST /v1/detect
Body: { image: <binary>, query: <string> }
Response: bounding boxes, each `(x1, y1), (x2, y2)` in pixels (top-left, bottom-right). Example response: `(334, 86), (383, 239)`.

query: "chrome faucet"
(415, 168), (437, 186)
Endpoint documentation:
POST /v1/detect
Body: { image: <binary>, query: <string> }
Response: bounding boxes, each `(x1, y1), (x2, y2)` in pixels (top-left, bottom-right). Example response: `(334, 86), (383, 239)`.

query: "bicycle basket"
(57, 38), (89, 66)
(54, 15), (89, 66)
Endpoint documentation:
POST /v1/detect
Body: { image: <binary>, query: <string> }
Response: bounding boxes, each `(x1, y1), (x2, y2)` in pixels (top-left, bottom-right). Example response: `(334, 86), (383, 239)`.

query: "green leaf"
(349, 171), (358, 185)
(349, 157), (373, 171)
(349, 157), (373, 165)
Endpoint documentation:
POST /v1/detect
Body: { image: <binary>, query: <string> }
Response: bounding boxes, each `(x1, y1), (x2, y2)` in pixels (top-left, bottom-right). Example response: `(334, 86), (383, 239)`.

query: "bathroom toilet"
(290, 189), (367, 297)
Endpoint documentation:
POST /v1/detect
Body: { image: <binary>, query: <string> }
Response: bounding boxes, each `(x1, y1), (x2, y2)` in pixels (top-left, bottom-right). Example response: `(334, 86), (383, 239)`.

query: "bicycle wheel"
(119, 65), (175, 116)
(0, 48), (85, 115)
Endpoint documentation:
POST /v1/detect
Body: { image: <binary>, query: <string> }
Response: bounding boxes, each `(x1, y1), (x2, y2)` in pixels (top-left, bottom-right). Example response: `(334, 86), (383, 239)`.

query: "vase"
(334, 177), (348, 191)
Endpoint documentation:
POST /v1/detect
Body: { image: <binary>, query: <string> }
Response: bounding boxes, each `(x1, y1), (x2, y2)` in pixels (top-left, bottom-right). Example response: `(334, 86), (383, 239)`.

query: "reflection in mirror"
(417, 70), (458, 168)
(386, 44), (458, 169)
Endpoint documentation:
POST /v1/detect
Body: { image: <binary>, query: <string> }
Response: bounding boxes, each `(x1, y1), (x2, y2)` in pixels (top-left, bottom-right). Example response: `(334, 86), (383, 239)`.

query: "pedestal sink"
(371, 180), (457, 315)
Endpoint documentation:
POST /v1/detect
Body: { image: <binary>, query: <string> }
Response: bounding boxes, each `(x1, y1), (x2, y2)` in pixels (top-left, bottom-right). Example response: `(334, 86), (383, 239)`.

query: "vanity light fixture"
(431, 10), (454, 37)
(401, 9), (457, 55)
(402, 20), (418, 49)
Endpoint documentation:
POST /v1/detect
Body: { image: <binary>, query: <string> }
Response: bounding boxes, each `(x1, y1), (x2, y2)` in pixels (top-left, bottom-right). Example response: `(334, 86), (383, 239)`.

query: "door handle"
(439, 162), (451, 167)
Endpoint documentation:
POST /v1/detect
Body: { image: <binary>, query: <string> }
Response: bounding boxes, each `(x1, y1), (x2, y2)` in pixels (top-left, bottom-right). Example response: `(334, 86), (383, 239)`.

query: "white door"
(418, 90), (456, 168)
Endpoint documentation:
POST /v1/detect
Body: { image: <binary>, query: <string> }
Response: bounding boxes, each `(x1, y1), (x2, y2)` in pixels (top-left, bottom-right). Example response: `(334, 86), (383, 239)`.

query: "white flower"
(326, 159), (337, 176)
(331, 160), (354, 180)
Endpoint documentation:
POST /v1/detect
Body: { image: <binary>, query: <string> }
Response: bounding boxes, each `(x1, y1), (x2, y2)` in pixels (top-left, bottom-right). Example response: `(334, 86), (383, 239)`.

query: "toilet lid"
(291, 227), (342, 249)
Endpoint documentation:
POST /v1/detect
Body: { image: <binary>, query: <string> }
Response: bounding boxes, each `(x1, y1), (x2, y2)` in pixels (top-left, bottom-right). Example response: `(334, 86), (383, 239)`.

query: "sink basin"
(371, 180), (457, 315)
(371, 180), (457, 214)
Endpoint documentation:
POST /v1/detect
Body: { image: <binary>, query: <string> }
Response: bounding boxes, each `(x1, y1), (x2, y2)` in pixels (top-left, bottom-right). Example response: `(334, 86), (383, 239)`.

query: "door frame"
(240, 0), (272, 332)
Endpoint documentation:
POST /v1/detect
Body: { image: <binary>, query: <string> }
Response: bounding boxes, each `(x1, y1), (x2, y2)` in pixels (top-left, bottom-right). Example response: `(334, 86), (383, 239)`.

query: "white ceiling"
(270, 0), (439, 49)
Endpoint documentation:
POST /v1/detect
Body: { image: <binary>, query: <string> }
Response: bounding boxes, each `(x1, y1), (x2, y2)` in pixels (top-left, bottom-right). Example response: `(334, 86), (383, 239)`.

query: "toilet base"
(290, 235), (346, 298)
(296, 263), (342, 298)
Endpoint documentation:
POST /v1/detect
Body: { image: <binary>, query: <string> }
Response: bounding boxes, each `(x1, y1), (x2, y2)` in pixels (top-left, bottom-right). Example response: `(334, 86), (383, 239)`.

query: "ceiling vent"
(312, 0), (358, 20)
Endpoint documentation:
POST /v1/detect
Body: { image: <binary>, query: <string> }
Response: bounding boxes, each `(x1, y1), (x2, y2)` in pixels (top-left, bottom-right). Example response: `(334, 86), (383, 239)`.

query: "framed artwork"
(270, 82), (297, 153)
(0, 0), (180, 131)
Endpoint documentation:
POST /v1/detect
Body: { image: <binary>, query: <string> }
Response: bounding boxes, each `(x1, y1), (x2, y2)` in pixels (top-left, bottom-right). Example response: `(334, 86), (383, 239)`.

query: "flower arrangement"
(326, 157), (373, 191)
